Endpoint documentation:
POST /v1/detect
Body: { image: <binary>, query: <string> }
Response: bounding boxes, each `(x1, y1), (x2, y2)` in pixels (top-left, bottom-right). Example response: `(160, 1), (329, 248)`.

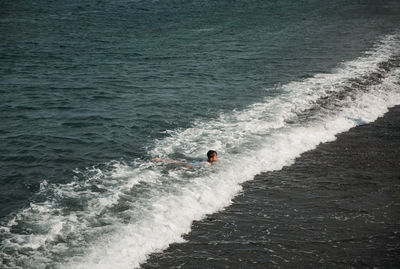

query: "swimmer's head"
(207, 150), (218, 163)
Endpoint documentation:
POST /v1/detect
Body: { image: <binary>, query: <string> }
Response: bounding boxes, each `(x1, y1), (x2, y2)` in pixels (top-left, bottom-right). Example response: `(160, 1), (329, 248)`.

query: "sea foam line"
(1, 34), (399, 269)
(64, 71), (400, 269)
(62, 34), (400, 269)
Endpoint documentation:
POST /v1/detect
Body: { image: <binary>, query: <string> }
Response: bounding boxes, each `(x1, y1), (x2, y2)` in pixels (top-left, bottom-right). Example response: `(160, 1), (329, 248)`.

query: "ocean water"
(1, 0), (400, 268)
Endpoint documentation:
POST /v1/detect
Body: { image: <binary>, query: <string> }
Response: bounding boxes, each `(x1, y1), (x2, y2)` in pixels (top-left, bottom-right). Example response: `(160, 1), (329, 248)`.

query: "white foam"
(1, 34), (399, 269)
(60, 34), (400, 269)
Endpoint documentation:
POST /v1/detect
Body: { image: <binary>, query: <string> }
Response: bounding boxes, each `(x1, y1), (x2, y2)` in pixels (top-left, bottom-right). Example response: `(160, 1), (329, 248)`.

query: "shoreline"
(142, 105), (400, 268)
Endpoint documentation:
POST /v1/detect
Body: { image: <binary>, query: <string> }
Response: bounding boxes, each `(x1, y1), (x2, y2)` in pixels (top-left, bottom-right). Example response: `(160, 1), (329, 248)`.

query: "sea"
(1, 0), (400, 268)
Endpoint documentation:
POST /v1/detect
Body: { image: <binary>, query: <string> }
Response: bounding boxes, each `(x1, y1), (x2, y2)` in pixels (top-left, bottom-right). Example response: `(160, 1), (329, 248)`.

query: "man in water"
(152, 150), (218, 168)
(205, 150), (218, 164)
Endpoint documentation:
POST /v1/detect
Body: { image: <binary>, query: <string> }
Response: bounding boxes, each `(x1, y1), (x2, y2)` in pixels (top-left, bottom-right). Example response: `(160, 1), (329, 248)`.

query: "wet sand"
(142, 106), (400, 268)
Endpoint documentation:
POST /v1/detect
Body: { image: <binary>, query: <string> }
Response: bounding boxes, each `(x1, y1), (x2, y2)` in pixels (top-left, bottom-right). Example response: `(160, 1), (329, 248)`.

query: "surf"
(1, 34), (400, 269)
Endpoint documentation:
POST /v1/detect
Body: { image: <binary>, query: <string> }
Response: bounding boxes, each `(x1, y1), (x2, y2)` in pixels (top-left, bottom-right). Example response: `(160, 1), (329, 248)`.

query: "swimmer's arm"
(152, 158), (192, 168)
(152, 158), (184, 164)
(152, 158), (169, 163)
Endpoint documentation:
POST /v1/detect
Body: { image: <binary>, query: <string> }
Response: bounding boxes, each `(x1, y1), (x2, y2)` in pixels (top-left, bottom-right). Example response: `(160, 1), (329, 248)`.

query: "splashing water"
(1, 34), (400, 269)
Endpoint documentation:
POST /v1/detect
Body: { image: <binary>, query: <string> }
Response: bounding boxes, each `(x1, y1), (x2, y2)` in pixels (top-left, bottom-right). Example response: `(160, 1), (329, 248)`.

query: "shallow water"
(143, 106), (400, 268)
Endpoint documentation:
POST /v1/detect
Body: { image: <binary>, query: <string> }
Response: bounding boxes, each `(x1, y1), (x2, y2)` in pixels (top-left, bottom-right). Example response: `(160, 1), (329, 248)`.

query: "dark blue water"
(1, 0), (400, 268)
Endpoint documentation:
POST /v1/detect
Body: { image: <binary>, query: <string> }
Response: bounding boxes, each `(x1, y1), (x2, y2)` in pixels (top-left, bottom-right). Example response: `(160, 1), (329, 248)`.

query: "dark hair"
(207, 150), (217, 161)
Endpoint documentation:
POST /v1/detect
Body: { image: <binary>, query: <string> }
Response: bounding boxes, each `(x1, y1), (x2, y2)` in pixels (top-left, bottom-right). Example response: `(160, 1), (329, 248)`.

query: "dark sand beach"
(143, 106), (400, 268)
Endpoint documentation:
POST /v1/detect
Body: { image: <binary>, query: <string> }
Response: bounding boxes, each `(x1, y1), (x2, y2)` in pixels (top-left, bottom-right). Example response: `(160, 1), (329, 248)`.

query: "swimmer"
(152, 150), (218, 168)
(205, 150), (218, 165)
